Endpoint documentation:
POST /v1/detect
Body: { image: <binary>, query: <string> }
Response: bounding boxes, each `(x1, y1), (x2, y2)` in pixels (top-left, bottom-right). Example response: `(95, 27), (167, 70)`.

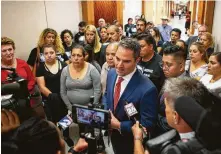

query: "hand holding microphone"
(124, 101), (148, 138)
(132, 121), (143, 141)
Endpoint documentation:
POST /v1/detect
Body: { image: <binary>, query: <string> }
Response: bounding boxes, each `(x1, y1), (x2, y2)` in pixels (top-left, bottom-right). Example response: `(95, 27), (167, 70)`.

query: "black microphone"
(174, 96), (206, 131)
(124, 101), (147, 137)
(1, 82), (20, 94)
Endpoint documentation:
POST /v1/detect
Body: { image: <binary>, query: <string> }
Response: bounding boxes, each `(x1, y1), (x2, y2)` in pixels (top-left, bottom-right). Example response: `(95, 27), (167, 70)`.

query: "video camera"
(145, 95), (221, 154)
(71, 96), (111, 154)
(1, 67), (33, 122)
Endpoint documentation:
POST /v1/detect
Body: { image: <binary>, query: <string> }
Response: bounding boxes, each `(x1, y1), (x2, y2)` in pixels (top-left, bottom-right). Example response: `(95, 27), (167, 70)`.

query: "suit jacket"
(103, 68), (157, 154)
(103, 68), (158, 132)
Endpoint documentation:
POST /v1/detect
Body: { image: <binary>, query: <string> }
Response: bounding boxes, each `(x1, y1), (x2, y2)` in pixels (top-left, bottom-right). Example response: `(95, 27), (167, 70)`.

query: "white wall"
(123, 0), (142, 28)
(1, 1), (82, 61)
(212, 1), (221, 52)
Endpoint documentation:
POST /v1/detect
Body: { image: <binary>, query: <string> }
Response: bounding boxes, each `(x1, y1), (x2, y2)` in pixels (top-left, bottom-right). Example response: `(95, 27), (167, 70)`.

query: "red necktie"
(114, 77), (124, 110)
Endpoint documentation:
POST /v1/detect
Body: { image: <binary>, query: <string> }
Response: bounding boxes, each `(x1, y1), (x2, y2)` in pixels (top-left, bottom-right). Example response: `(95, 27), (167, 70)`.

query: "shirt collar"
(179, 131), (195, 140)
(178, 71), (187, 78)
(141, 52), (155, 63)
(118, 68), (136, 82)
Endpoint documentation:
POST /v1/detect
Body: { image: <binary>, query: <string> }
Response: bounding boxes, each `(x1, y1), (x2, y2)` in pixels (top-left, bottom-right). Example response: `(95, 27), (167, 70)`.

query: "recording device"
(146, 95), (221, 154)
(58, 113), (73, 130)
(1, 67), (32, 122)
(58, 113), (74, 147)
(71, 96), (111, 154)
(124, 101), (148, 138)
(72, 104), (110, 130)
(145, 129), (180, 154)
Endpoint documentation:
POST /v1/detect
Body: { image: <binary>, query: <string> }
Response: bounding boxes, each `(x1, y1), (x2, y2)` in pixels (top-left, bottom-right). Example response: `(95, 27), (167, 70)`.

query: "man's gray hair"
(162, 77), (210, 110)
(108, 25), (120, 33)
(118, 38), (140, 59)
(107, 42), (119, 50)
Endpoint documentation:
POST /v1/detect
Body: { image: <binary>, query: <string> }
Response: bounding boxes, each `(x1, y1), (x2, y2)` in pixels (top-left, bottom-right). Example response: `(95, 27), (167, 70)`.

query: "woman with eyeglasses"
(200, 52), (221, 98)
(200, 32), (214, 58)
(185, 42), (208, 80)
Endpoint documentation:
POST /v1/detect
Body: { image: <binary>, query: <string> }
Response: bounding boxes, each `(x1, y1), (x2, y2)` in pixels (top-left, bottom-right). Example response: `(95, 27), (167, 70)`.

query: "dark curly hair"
(60, 29), (73, 44)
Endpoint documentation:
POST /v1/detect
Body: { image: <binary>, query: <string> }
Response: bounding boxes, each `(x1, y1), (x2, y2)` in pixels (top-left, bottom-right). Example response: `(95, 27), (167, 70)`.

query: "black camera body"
(1, 68), (32, 122)
(146, 129), (180, 154)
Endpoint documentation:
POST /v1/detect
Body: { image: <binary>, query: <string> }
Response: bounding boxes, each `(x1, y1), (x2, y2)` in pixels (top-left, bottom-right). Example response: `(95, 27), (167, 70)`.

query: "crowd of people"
(1, 13), (221, 154)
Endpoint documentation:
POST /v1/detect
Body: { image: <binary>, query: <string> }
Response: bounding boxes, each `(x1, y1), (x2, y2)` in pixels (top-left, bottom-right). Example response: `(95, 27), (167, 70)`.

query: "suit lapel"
(110, 71), (117, 111)
(115, 70), (141, 114)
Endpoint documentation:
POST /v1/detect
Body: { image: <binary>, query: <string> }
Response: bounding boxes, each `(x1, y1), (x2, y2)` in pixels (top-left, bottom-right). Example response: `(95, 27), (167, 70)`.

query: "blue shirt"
(157, 24), (172, 42)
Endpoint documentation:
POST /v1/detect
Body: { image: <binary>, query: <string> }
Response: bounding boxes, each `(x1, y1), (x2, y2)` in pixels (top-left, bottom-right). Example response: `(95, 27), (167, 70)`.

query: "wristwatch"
(68, 147), (78, 154)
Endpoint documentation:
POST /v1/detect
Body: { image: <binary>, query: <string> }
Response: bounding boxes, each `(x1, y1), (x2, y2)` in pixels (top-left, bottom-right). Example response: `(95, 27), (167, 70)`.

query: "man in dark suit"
(186, 25), (208, 52)
(103, 38), (158, 154)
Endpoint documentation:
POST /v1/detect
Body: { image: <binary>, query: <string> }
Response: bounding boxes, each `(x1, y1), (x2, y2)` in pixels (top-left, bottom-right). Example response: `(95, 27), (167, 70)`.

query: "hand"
(1, 109), (20, 133)
(110, 110), (120, 130)
(69, 138), (88, 153)
(132, 121), (143, 139)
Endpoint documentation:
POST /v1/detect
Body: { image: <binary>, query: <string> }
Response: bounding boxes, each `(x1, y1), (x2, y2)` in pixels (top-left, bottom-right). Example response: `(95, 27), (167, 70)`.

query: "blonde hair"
(85, 25), (101, 53)
(37, 28), (64, 54)
(201, 32), (214, 49)
(1, 37), (15, 49)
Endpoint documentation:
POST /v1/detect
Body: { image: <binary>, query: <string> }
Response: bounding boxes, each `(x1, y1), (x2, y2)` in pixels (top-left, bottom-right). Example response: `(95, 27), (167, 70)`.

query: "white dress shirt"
(179, 131), (195, 141)
(115, 68), (136, 98)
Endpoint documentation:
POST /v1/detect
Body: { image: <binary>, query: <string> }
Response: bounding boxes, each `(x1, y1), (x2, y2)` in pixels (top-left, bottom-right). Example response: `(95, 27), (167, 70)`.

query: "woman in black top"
(27, 28), (68, 77)
(36, 44), (67, 123)
(84, 44), (101, 73)
(60, 29), (76, 59)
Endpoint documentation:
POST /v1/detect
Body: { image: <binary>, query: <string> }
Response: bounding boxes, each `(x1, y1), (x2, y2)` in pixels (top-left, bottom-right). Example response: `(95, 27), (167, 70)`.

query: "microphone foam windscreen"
(174, 96), (205, 131)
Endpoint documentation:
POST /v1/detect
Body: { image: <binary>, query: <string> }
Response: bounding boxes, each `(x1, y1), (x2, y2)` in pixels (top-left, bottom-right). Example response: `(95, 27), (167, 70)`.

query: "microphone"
(124, 101), (147, 137)
(1, 82), (20, 95)
(174, 96), (206, 131)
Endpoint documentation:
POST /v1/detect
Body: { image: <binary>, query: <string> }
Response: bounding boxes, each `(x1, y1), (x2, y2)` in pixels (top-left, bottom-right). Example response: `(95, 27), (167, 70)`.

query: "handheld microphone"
(124, 101), (147, 137)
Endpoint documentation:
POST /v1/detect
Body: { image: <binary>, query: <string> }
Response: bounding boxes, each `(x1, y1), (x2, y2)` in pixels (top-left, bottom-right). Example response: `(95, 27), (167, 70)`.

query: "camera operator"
(132, 77), (220, 154)
(2, 109), (67, 154)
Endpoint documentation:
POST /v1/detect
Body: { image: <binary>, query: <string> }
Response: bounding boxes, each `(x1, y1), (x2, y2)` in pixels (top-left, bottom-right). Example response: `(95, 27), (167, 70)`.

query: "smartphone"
(58, 114), (73, 130)
(72, 104), (110, 129)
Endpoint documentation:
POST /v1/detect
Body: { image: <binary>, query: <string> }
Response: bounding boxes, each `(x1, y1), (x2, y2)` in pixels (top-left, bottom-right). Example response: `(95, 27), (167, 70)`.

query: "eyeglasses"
(159, 62), (173, 70)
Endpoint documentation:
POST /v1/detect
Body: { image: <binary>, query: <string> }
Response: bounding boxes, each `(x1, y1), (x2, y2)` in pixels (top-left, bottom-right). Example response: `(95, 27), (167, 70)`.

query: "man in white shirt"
(103, 38), (158, 154)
